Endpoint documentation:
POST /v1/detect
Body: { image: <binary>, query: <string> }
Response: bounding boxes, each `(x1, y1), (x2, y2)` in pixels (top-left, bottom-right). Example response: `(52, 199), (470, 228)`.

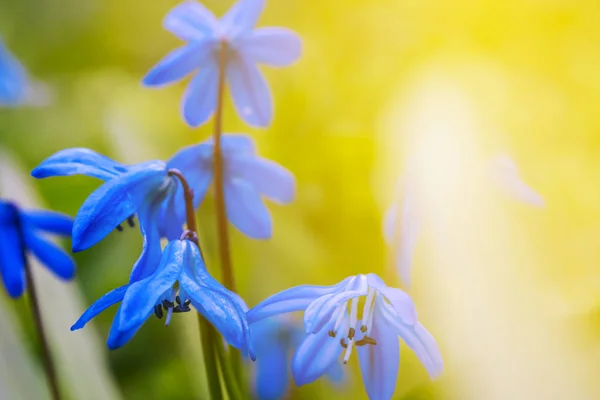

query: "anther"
(340, 338), (348, 349)
(116, 224), (124, 232)
(127, 215), (135, 227)
(360, 325), (367, 333)
(348, 327), (355, 340)
(154, 305), (164, 319)
(176, 295), (182, 306)
(162, 299), (174, 309)
(328, 330), (336, 338)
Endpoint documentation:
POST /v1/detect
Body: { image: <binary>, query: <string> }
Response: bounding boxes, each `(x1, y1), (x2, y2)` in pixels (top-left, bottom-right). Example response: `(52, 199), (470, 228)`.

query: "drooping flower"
(31, 148), (186, 248)
(71, 237), (254, 355)
(0, 37), (29, 107)
(168, 133), (295, 239)
(143, 0), (302, 128)
(247, 274), (443, 400)
(250, 316), (344, 400)
(0, 200), (75, 297)
(384, 154), (543, 286)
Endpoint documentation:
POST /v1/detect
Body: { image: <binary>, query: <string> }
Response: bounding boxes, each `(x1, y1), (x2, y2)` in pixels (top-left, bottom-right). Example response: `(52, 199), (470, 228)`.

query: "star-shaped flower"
(0, 200), (75, 297)
(71, 237), (254, 355)
(32, 148), (186, 250)
(168, 133), (295, 239)
(250, 316), (344, 399)
(247, 274), (443, 400)
(143, 0), (302, 127)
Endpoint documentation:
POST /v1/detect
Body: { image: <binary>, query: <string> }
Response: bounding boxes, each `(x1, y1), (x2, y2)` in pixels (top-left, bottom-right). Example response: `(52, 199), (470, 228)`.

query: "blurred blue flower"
(384, 155), (543, 286)
(0, 37), (29, 106)
(71, 238), (255, 355)
(168, 133), (295, 239)
(247, 274), (443, 400)
(32, 148), (186, 248)
(250, 317), (344, 399)
(0, 200), (75, 298)
(143, 0), (302, 128)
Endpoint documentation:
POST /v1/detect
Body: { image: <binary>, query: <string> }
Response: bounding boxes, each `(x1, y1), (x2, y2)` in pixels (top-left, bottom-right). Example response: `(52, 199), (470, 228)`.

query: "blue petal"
(357, 298), (399, 400)
(128, 197), (165, 282)
(379, 298), (443, 379)
(220, 133), (257, 157)
(24, 231), (75, 280)
(119, 241), (183, 331)
(143, 42), (214, 87)
(107, 306), (142, 350)
(325, 362), (344, 384)
(71, 285), (128, 330)
(72, 164), (167, 252)
(0, 222), (25, 298)
(246, 280), (349, 324)
(0, 39), (28, 106)
(228, 155), (295, 204)
(224, 178), (271, 239)
(167, 143), (214, 209)
(31, 148), (128, 181)
(367, 274), (417, 326)
(226, 55), (273, 127)
(163, 0), (219, 41)
(292, 316), (347, 386)
(255, 338), (289, 400)
(241, 27), (302, 67)
(158, 192), (185, 240)
(182, 60), (219, 127)
(23, 210), (73, 236)
(221, 0), (265, 38)
(180, 241), (255, 358)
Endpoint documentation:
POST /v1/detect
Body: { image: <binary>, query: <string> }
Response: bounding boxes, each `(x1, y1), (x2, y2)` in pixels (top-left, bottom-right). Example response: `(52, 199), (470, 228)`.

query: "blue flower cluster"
(0, 1), (468, 399)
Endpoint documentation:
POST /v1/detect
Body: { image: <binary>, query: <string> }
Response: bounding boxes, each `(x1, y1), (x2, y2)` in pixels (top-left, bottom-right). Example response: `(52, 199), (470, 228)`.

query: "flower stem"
(213, 44), (244, 386)
(20, 242), (61, 399)
(213, 339), (243, 400)
(198, 315), (223, 400)
(168, 168), (197, 233)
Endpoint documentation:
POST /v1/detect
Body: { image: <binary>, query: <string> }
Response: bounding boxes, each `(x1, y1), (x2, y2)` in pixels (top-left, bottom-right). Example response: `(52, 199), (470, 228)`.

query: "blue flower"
(143, 0), (302, 128)
(168, 133), (295, 239)
(384, 155), (543, 286)
(251, 316), (344, 400)
(0, 200), (75, 298)
(0, 37), (29, 107)
(247, 274), (443, 400)
(71, 238), (255, 355)
(31, 148), (186, 249)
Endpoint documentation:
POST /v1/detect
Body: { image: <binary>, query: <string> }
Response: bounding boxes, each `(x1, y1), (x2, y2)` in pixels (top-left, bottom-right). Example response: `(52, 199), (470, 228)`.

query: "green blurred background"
(2, 0), (600, 399)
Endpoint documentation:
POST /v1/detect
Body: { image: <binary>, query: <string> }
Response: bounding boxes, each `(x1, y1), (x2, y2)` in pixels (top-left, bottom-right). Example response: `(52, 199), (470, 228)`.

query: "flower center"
(153, 292), (191, 326)
(327, 287), (378, 364)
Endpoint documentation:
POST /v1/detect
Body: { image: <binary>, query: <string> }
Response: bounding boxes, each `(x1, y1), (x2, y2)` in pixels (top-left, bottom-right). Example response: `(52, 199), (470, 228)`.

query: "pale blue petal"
(292, 316), (347, 386)
(240, 27), (302, 67)
(255, 339), (289, 400)
(357, 299), (399, 400)
(23, 210), (73, 236)
(24, 232), (75, 280)
(181, 241), (255, 358)
(228, 155), (295, 204)
(397, 185), (421, 286)
(367, 274), (417, 326)
(31, 148), (127, 181)
(158, 192), (185, 240)
(220, 133), (257, 157)
(226, 55), (273, 127)
(383, 203), (396, 244)
(129, 197), (166, 282)
(221, 0), (265, 38)
(182, 60), (219, 127)
(246, 280), (349, 324)
(325, 362), (344, 384)
(167, 143), (214, 209)
(72, 164), (167, 252)
(490, 155), (544, 207)
(71, 285), (128, 330)
(379, 298), (443, 379)
(0, 222), (25, 298)
(119, 241), (183, 331)
(0, 39), (27, 106)
(143, 42), (213, 87)
(163, 0), (219, 41)
(224, 178), (271, 239)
